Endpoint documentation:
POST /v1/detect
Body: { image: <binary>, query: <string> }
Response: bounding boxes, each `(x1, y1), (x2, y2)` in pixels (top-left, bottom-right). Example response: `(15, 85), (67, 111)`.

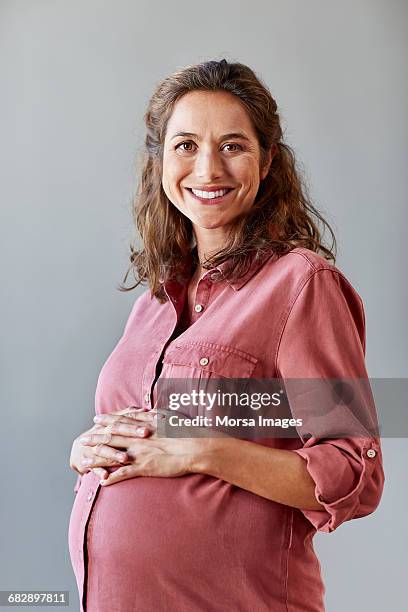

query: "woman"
(68, 59), (384, 612)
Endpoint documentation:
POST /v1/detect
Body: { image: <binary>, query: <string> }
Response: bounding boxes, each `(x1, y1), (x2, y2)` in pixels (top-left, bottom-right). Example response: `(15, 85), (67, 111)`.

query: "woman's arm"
(190, 436), (325, 511)
(82, 419), (325, 510)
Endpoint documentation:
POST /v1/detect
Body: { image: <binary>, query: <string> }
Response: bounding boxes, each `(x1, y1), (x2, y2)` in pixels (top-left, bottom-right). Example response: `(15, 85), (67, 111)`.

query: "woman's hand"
(69, 422), (128, 477)
(69, 407), (155, 480)
(79, 409), (217, 486)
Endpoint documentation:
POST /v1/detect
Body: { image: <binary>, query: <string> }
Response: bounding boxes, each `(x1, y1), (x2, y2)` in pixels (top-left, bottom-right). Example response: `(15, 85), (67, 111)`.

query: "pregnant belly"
(69, 471), (293, 611)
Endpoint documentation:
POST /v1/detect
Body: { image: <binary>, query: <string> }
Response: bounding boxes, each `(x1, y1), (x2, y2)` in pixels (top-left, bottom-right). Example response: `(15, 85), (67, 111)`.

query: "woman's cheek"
(161, 177), (174, 203)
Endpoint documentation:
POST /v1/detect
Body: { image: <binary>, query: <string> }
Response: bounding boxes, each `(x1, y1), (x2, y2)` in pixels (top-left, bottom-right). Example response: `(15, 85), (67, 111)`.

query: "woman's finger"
(92, 443), (128, 462)
(112, 421), (153, 437)
(80, 444), (127, 468)
(125, 407), (157, 418)
(80, 431), (146, 448)
(99, 464), (140, 486)
(91, 467), (109, 480)
(98, 420), (153, 438)
(93, 411), (156, 426)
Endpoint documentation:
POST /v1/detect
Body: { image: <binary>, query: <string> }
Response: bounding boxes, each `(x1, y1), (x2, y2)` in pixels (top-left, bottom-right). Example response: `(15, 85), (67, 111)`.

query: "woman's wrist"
(189, 436), (236, 476)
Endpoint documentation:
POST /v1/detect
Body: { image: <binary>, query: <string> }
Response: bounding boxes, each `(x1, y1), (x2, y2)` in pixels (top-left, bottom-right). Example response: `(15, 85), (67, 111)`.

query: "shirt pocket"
(161, 340), (258, 379)
(155, 341), (258, 422)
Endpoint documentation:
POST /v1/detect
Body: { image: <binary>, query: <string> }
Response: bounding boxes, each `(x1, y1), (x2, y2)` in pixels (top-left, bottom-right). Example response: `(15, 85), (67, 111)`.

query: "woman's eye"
(222, 143), (242, 152)
(175, 141), (196, 152)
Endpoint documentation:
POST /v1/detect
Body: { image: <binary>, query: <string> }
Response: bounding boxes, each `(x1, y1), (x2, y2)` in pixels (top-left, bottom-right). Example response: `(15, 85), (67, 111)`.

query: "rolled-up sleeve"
(276, 268), (385, 533)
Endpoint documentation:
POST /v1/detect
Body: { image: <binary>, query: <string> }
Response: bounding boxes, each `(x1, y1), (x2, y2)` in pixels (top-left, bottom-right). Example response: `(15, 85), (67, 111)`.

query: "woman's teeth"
(191, 188), (230, 199)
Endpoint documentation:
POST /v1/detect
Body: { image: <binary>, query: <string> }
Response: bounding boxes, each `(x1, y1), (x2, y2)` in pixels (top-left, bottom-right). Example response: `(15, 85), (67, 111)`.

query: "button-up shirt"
(69, 246), (384, 612)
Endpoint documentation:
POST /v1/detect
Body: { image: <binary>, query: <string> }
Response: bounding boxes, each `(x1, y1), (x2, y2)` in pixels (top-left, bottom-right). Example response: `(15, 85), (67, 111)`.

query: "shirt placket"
(76, 471), (102, 612)
(142, 279), (188, 410)
(189, 272), (214, 323)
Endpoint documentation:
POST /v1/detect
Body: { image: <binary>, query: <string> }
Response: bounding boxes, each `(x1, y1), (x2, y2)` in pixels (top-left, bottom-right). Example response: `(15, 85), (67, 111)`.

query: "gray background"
(1, 0), (407, 610)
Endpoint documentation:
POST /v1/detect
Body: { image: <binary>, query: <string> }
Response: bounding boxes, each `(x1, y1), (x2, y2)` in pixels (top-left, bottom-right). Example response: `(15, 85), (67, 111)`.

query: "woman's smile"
(184, 186), (235, 205)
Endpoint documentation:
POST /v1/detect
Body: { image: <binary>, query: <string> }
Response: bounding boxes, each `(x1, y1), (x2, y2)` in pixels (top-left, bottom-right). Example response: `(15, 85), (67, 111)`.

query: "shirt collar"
(164, 245), (275, 292)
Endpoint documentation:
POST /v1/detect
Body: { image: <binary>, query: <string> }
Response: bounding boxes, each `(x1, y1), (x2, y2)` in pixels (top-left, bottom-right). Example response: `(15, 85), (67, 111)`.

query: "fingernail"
(80, 437), (90, 443)
(82, 458), (92, 465)
(100, 480), (107, 485)
(93, 415), (102, 422)
(116, 453), (126, 461)
(137, 427), (147, 436)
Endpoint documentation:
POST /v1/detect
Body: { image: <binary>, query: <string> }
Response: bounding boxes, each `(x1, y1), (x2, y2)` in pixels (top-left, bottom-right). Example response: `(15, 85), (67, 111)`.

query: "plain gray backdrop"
(1, 1), (407, 610)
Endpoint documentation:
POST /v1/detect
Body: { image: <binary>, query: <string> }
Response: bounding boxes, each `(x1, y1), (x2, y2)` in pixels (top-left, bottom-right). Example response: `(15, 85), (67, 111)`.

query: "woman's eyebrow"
(170, 131), (251, 142)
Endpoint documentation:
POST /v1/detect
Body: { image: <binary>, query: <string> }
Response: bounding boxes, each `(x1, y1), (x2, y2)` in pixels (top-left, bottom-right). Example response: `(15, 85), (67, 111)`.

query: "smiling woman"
(68, 59), (384, 612)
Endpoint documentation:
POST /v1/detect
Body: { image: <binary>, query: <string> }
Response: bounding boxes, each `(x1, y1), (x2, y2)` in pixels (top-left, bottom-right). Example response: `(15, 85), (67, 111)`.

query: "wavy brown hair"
(120, 58), (336, 303)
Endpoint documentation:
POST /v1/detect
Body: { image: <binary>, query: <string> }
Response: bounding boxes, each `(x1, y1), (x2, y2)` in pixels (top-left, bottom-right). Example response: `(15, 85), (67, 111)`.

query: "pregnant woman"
(68, 59), (384, 611)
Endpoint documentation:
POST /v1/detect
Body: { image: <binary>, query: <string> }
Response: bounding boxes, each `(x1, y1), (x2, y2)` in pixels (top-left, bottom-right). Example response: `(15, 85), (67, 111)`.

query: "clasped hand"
(70, 407), (212, 486)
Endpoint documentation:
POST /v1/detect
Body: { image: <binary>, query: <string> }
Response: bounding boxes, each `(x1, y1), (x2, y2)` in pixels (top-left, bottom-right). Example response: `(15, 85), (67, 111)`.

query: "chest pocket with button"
(153, 341), (258, 420)
(160, 340), (258, 379)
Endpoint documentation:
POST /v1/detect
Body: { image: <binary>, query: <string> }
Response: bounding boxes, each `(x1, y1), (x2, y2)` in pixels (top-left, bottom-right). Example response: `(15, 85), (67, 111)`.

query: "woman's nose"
(195, 150), (224, 181)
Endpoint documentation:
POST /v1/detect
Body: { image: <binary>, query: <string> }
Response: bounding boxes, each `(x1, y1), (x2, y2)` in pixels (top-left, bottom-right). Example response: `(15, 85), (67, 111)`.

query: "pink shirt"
(68, 246), (384, 612)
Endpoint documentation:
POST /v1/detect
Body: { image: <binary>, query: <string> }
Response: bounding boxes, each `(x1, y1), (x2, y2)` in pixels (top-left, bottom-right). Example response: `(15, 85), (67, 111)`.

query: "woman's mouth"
(185, 187), (234, 205)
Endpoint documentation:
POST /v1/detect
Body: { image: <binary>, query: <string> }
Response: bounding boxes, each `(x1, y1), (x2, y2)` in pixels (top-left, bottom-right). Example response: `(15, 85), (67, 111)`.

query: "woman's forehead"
(166, 91), (255, 138)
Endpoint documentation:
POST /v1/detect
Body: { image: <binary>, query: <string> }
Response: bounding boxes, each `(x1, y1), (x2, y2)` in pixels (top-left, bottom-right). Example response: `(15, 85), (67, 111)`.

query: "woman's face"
(162, 90), (272, 233)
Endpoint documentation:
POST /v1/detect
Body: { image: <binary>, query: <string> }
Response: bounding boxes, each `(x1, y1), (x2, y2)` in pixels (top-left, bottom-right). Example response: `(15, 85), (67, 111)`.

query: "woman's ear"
(260, 144), (277, 181)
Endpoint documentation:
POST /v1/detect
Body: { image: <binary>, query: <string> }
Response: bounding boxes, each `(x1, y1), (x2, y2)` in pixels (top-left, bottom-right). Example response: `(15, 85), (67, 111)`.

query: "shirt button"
(210, 273), (218, 281)
(199, 357), (209, 366)
(366, 449), (377, 458)
(194, 304), (203, 312)
(87, 490), (94, 502)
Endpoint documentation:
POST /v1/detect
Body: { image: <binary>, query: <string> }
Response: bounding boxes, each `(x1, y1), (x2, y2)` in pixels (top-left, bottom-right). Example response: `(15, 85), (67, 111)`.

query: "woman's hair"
(120, 58), (336, 302)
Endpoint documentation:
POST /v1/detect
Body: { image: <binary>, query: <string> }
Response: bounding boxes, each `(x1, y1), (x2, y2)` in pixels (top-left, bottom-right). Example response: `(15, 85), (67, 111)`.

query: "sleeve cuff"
(292, 438), (380, 533)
